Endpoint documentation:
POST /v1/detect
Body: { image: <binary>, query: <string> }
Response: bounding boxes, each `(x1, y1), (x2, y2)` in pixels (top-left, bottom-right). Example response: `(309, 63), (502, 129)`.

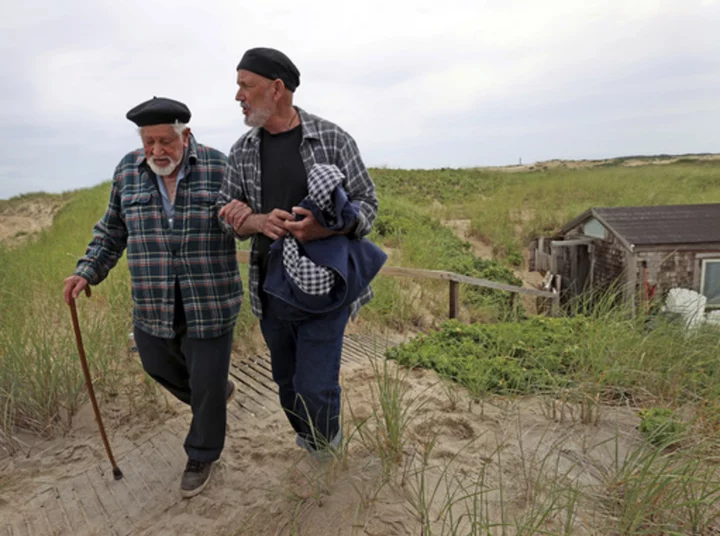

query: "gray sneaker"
(180, 459), (214, 498)
(296, 430), (342, 462)
(226, 380), (236, 404)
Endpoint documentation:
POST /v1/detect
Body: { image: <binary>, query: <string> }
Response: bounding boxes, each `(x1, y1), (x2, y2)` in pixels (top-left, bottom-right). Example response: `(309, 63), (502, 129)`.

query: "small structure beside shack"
(529, 203), (720, 313)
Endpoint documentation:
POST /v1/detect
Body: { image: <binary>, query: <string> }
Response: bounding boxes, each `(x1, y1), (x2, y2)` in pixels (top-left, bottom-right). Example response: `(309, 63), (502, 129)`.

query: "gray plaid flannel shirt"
(217, 108), (379, 318)
(75, 135), (242, 339)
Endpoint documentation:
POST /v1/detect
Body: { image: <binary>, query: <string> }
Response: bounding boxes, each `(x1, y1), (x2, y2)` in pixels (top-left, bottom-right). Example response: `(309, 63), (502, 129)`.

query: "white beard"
(148, 156), (180, 177)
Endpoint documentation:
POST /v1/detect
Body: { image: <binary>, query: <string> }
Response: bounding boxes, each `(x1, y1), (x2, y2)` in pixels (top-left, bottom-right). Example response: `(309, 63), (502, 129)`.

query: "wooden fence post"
(449, 280), (459, 319)
(509, 293), (517, 319)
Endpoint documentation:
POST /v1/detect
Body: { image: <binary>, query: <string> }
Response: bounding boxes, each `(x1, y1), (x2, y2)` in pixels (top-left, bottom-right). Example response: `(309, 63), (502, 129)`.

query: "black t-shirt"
(258, 124), (308, 281)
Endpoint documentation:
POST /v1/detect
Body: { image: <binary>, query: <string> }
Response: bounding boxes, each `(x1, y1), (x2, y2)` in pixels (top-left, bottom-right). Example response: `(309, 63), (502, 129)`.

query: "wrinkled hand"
(63, 275), (91, 305)
(263, 209), (294, 240)
(218, 200), (253, 232)
(284, 206), (334, 243)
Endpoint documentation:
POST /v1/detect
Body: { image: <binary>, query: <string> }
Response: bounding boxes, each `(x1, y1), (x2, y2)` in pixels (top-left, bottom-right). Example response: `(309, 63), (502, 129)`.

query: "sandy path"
(1, 336), (642, 535)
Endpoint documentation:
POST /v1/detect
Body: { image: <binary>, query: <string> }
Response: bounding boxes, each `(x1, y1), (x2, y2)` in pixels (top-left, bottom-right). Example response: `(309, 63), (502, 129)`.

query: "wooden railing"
(237, 250), (560, 319)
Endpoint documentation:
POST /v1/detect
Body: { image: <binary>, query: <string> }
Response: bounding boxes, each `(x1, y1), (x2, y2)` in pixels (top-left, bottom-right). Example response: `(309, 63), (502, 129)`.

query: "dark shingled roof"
(593, 204), (720, 246)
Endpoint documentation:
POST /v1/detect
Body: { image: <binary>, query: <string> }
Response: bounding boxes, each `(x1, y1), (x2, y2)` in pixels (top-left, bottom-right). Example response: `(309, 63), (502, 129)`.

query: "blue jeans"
(260, 295), (349, 450)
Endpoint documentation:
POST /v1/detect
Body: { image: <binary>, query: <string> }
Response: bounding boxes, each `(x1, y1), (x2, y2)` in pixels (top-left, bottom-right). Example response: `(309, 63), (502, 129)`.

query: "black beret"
(236, 48), (300, 92)
(126, 97), (191, 127)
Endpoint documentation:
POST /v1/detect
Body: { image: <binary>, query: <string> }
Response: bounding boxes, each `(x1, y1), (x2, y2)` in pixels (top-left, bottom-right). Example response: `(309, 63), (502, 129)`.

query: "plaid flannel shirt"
(218, 107), (378, 318)
(75, 135), (242, 339)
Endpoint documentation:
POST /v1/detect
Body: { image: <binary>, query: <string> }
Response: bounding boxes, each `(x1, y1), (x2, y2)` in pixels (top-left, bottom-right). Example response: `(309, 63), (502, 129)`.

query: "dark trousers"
(133, 284), (233, 463)
(259, 295), (349, 450)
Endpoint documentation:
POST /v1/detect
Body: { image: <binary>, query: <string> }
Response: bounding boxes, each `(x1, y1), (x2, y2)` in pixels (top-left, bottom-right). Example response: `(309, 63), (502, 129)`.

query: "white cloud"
(0, 0), (719, 198)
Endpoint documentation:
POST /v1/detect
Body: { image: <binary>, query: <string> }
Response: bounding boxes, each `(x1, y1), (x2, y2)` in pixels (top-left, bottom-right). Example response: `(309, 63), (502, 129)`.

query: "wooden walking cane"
(68, 287), (123, 480)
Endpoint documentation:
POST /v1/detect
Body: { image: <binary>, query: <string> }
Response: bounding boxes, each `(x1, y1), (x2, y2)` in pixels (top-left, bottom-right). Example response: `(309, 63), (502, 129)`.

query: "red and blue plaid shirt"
(75, 135), (242, 339)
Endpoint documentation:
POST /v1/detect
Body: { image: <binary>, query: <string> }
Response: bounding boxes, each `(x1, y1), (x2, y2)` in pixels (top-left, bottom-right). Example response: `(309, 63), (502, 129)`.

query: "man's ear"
(183, 128), (191, 147)
(272, 80), (285, 102)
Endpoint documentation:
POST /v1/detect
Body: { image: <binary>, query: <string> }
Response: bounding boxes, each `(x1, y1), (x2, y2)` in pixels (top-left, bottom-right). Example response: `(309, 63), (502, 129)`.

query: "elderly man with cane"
(63, 97), (243, 497)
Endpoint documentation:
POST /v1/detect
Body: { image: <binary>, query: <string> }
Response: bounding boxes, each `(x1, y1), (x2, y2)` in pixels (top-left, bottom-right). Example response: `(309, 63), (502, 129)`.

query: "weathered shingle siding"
(593, 236), (627, 290)
(637, 250), (703, 298)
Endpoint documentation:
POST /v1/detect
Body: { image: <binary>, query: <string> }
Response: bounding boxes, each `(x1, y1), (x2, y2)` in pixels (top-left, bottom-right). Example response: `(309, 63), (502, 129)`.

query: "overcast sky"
(1, 0), (719, 199)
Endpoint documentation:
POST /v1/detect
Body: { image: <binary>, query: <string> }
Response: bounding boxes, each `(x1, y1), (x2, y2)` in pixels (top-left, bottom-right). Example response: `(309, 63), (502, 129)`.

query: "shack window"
(582, 218), (606, 239)
(701, 259), (720, 306)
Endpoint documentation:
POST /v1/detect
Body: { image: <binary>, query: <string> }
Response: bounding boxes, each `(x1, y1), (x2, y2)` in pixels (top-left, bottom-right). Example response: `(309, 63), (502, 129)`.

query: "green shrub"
(387, 317), (587, 397)
(386, 313), (720, 412)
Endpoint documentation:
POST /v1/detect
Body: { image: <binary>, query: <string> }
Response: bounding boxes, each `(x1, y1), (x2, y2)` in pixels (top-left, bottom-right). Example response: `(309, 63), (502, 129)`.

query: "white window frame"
(700, 258), (720, 308)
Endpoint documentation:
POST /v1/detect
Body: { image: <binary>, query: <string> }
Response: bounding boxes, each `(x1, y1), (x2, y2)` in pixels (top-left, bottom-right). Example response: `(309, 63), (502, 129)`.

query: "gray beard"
(243, 106), (273, 128)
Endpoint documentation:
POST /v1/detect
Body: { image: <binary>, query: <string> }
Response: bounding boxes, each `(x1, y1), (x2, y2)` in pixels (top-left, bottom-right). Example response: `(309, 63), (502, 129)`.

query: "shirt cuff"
(74, 265), (98, 286)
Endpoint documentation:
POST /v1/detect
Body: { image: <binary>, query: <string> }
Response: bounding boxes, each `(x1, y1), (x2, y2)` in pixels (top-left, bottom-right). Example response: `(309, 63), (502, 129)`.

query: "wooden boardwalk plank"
(146, 420), (187, 463)
(131, 439), (168, 499)
(343, 336), (384, 360)
(75, 471), (116, 534)
(237, 354), (274, 381)
(84, 466), (132, 535)
(349, 333), (395, 353)
(236, 358), (277, 391)
(36, 487), (71, 536)
(67, 477), (98, 535)
(115, 448), (154, 514)
(146, 432), (181, 485)
(22, 493), (53, 536)
(96, 465), (140, 533)
(155, 427), (187, 469)
(227, 400), (257, 423)
(55, 482), (86, 536)
(229, 365), (277, 409)
(6, 516), (30, 536)
(231, 360), (275, 396)
(229, 374), (274, 411)
(134, 429), (186, 515)
(229, 387), (268, 418)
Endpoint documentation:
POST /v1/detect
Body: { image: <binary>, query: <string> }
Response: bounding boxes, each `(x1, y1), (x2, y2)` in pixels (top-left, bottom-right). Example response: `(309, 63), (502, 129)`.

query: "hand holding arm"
(218, 200), (253, 233)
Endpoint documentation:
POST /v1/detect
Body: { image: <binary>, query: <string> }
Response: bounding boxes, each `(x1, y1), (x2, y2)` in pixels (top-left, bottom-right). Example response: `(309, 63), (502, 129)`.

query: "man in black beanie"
(64, 97), (243, 498)
(218, 48), (379, 459)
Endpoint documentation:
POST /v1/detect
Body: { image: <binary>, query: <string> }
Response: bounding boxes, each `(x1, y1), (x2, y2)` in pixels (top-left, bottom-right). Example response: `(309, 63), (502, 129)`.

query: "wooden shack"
(529, 204), (720, 312)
